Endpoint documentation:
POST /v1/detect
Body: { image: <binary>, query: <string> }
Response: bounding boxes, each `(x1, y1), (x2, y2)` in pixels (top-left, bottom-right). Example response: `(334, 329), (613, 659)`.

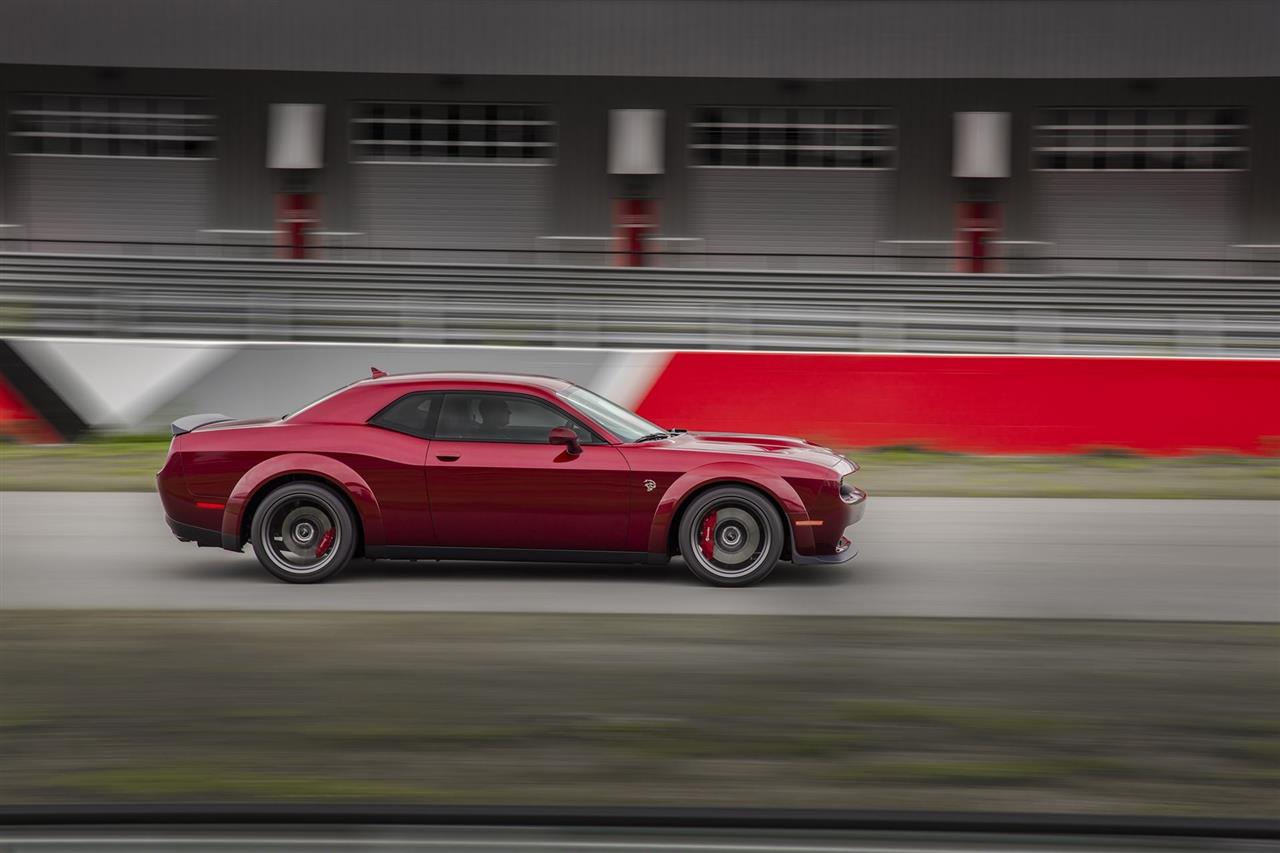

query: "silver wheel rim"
(690, 501), (770, 579)
(264, 497), (340, 575)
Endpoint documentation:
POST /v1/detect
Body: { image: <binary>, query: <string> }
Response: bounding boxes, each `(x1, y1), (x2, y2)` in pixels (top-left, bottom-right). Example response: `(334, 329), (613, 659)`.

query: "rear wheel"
(678, 485), (785, 587)
(250, 481), (356, 584)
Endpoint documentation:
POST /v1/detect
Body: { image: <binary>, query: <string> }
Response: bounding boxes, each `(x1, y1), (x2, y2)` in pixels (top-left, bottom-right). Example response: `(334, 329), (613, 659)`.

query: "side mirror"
(548, 426), (582, 456)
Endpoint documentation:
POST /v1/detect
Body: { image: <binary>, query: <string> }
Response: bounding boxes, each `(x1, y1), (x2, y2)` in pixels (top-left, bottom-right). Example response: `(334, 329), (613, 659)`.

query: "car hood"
(662, 431), (855, 471)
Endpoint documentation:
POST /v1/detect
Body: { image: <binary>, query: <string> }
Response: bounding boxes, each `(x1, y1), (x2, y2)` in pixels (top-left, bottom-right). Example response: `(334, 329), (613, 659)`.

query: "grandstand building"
(0, 0), (1277, 271)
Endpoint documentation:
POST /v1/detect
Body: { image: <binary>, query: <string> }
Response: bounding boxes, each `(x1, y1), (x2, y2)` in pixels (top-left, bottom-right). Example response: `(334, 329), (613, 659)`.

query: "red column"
(955, 201), (1001, 274)
(613, 198), (658, 267)
(277, 192), (317, 260)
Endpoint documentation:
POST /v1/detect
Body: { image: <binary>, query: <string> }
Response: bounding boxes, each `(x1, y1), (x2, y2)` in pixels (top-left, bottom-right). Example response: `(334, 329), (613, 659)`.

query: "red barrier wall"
(0, 375), (59, 444)
(634, 353), (1280, 455)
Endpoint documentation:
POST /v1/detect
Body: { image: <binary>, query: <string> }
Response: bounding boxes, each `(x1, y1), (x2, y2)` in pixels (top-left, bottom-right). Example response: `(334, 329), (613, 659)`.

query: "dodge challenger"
(158, 371), (866, 585)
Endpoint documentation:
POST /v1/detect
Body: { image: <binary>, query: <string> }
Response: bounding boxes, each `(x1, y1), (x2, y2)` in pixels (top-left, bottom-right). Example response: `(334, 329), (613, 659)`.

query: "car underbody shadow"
(333, 556), (854, 587)
(336, 557), (694, 584)
(177, 554), (854, 587)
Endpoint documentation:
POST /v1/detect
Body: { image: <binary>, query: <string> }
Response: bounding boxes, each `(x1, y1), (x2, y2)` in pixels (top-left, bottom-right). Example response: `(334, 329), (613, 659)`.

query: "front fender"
(222, 453), (385, 550)
(646, 461), (809, 555)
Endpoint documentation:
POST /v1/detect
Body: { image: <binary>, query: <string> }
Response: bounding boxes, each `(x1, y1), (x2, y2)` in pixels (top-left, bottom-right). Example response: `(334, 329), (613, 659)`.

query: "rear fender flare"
(647, 462), (807, 555)
(222, 453), (385, 550)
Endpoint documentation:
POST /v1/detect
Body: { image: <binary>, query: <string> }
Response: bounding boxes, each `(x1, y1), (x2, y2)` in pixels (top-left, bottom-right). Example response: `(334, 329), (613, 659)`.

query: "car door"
(425, 391), (631, 552)
(364, 390), (441, 546)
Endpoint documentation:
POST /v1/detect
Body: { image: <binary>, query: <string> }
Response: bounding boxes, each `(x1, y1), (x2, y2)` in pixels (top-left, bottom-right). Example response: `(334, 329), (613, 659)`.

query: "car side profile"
(157, 371), (866, 586)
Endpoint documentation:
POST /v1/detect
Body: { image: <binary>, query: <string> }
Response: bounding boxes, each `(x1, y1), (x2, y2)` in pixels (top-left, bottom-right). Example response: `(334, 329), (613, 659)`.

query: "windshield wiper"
(633, 432), (671, 443)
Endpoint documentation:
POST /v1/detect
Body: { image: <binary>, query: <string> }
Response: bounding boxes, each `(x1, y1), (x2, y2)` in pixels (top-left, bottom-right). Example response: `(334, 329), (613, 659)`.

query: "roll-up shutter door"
(1036, 173), (1243, 274)
(354, 164), (550, 257)
(18, 157), (213, 243)
(691, 170), (892, 269)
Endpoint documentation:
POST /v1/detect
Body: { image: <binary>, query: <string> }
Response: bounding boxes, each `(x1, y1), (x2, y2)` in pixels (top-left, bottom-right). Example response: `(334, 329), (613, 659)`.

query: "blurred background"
(0, 1), (1277, 850)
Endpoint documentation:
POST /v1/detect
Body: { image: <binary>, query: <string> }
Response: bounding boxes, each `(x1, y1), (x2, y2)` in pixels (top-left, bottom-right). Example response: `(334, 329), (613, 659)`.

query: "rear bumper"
(166, 516), (223, 548)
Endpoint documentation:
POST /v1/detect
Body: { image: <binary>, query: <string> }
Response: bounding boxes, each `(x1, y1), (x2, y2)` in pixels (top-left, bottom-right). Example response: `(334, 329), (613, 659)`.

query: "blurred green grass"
(1, 613), (1275, 814)
(2, 435), (1277, 497)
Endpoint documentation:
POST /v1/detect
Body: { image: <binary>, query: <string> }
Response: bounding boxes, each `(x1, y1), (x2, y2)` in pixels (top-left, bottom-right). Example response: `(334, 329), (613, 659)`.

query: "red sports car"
(157, 371), (866, 586)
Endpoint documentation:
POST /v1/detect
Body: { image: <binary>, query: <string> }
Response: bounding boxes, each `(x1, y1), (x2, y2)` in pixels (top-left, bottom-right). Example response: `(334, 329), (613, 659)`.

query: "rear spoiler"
(171, 413), (234, 436)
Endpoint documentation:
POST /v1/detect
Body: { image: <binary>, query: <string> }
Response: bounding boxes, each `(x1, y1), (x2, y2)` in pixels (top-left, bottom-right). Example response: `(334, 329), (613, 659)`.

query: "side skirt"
(365, 546), (666, 566)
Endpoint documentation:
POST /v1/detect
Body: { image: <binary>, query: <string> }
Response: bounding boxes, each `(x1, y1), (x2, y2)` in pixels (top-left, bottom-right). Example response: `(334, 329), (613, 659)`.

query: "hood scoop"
(686, 432), (819, 451)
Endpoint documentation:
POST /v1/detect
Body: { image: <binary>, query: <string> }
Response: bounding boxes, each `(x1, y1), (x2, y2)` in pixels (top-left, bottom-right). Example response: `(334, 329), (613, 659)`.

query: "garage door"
(351, 101), (553, 260)
(11, 94), (215, 246)
(354, 163), (550, 256)
(1037, 173), (1243, 273)
(19, 157), (213, 243)
(689, 107), (895, 270)
(692, 169), (892, 269)
(1033, 107), (1247, 274)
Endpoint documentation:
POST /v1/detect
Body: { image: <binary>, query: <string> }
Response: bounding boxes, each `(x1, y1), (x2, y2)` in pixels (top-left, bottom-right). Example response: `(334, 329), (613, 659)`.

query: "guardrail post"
(96, 287), (108, 336)
(398, 296), (412, 343)
(554, 299), (568, 347)
(250, 293), (283, 341)
(1177, 313), (1222, 356)
(422, 295), (441, 343)
(1016, 310), (1061, 354)
(865, 307), (904, 352)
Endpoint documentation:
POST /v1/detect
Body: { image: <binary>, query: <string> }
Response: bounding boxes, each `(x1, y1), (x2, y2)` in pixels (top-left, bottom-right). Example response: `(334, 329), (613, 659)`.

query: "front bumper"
(791, 522), (860, 565)
(789, 480), (866, 564)
(841, 483), (868, 526)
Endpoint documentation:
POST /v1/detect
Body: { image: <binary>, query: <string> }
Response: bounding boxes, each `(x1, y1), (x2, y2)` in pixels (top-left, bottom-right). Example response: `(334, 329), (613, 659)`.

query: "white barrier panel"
(7, 338), (669, 432)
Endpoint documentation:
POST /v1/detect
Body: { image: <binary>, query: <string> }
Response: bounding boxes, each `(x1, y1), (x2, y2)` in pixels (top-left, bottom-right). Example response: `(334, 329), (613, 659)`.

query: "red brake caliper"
(314, 528), (335, 559)
(699, 511), (717, 560)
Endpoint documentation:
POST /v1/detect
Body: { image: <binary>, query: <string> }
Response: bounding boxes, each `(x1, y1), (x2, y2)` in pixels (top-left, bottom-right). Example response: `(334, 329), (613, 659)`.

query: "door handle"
(436, 454), (460, 462)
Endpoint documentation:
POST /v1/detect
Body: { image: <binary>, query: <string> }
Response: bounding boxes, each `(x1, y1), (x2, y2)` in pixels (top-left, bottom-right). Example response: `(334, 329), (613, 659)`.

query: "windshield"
(557, 385), (665, 443)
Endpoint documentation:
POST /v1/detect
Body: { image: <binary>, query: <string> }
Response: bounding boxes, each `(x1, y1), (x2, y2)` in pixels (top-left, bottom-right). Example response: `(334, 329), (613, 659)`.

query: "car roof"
(357, 371), (575, 392)
(284, 371), (582, 425)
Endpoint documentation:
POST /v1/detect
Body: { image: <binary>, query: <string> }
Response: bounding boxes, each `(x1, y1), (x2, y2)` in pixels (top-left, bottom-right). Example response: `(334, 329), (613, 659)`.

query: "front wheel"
(250, 481), (357, 584)
(678, 486), (785, 587)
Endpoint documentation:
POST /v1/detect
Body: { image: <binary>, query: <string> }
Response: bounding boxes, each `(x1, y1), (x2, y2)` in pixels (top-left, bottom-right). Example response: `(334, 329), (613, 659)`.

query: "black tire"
(250, 481), (357, 584)
(678, 485), (785, 587)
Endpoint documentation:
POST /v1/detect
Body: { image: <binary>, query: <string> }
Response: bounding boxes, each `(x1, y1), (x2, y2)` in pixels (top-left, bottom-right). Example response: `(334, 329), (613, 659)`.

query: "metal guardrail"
(2, 251), (1278, 355)
(3, 236), (1280, 273)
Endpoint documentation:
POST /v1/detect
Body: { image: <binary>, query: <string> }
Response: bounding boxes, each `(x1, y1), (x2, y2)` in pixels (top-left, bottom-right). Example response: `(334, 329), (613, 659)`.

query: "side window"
(436, 393), (597, 444)
(369, 392), (440, 439)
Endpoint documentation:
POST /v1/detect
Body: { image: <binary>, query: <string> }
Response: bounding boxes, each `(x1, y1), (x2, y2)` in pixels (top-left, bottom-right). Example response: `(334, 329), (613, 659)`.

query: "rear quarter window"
(369, 393), (440, 439)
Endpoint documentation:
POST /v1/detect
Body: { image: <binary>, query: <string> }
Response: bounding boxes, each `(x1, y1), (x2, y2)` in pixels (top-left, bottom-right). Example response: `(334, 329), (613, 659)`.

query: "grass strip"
(2, 437), (1277, 497)
(1, 612), (1276, 815)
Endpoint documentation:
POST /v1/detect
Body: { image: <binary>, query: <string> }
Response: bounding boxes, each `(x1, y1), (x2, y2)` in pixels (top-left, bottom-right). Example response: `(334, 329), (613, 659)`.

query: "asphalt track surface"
(1, 492), (1276, 621)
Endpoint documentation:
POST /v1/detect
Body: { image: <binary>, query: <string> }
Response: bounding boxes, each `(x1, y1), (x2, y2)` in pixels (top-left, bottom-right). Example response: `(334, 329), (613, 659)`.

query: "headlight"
(839, 473), (864, 504)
